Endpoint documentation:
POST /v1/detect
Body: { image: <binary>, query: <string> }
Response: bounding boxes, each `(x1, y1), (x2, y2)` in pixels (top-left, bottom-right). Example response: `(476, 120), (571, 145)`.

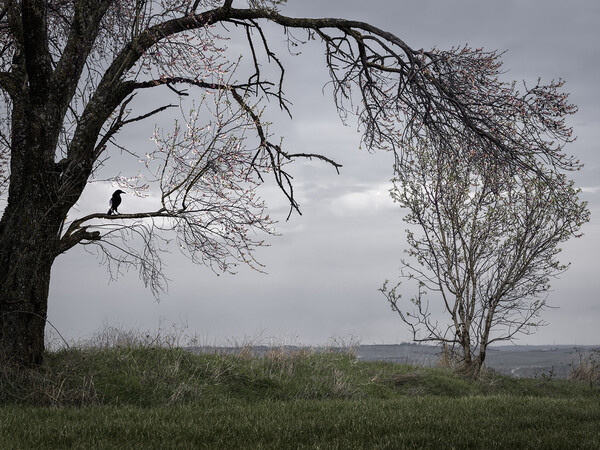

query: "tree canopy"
(381, 137), (589, 375)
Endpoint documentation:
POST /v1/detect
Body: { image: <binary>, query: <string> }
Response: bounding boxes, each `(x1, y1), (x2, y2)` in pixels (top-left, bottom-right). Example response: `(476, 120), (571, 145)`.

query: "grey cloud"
(47, 0), (600, 346)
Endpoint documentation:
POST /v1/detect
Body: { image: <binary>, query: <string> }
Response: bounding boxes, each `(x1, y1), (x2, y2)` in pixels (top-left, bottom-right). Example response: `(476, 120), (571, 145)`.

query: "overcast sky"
(46, 0), (600, 347)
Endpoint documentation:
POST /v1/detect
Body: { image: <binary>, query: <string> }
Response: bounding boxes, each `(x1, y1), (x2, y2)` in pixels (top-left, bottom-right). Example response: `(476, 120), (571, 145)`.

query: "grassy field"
(1, 342), (599, 449)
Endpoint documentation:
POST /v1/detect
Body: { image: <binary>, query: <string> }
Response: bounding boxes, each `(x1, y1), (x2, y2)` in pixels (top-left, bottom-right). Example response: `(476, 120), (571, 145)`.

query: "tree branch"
(52, 0), (112, 120)
(127, 75), (341, 217)
(58, 209), (172, 255)
(93, 96), (178, 160)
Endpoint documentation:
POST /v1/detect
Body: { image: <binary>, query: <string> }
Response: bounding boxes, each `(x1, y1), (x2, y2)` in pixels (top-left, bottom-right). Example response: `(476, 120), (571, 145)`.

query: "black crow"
(107, 190), (125, 215)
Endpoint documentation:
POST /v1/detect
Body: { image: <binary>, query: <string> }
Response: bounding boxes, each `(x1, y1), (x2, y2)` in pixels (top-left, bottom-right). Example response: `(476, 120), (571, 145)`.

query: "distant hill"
(356, 344), (599, 379)
(188, 343), (599, 379)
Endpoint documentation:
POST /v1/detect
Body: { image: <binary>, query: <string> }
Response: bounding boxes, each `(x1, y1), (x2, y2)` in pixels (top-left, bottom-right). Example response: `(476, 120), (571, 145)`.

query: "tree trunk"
(475, 347), (487, 376)
(458, 344), (486, 378)
(0, 38), (72, 366)
(0, 166), (63, 367)
(458, 327), (484, 378)
(0, 207), (60, 367)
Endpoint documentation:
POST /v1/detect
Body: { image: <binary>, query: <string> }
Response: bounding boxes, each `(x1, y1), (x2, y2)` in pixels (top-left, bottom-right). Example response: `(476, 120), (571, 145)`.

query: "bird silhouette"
(107, 190), (125, 215)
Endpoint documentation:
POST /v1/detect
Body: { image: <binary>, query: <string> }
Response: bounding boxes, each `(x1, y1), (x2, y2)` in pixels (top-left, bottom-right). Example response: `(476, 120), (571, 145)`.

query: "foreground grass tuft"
(1, 340), (599, 448)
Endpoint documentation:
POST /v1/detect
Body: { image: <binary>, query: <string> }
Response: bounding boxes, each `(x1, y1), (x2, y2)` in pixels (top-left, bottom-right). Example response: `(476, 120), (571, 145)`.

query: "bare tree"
(0, 0), (580, 366)
(381, 140), (589, 377)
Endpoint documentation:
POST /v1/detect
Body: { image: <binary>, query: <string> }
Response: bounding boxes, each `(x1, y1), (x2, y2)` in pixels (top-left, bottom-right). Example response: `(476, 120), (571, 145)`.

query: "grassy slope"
(1, 346), (599, 449)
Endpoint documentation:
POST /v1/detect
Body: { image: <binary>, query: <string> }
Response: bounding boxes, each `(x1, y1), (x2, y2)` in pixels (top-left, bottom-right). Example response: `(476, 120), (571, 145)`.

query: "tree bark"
(0, 102), (64, 367)
(0, 184), (61, 367)
(0, 249), (53, 368)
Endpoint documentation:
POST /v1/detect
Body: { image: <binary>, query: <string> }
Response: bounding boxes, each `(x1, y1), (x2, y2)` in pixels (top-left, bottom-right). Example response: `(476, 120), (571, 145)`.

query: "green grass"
(1, 344), (599, 448)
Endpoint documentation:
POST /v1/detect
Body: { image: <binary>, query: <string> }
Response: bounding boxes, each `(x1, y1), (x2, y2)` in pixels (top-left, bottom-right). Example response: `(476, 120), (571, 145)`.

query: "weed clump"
(569, 348), (600, 388)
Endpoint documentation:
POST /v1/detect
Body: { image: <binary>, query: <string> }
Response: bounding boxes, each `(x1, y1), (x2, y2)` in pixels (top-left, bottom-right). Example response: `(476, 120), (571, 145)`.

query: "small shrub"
(569, 348), (600, 388)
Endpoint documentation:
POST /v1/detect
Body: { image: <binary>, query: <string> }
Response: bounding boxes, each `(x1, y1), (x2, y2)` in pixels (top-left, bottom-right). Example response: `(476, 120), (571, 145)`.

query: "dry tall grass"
(569, 348), (600, 388)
